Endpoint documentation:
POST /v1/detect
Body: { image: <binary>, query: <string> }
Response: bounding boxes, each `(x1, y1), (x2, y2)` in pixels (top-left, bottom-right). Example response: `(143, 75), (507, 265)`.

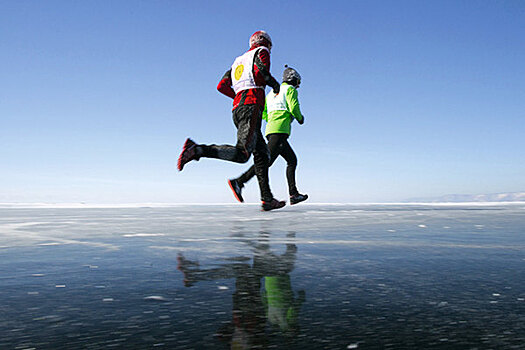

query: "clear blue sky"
(1, 0), (524, 204)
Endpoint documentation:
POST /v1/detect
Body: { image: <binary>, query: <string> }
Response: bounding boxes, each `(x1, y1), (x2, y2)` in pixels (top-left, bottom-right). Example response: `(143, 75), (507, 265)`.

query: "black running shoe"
(177, 138), (200, 171)
(290, 193), (308, 205)
(228, 179), (244, 203)
(261, 198), (286, 211)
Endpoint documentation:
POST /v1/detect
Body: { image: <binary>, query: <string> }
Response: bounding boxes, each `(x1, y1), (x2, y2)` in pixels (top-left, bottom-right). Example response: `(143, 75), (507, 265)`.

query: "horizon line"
(1, 201), (525, 209)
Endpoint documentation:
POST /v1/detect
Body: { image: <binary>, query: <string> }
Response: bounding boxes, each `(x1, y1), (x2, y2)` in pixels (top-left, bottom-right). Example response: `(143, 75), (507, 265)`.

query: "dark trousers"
(200, 104), (273, 202)
(237, 133), (299, 196)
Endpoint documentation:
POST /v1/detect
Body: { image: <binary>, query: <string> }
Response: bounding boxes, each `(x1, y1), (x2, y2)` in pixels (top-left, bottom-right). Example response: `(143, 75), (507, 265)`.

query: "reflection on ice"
(177, 232), (304, 348)
(0, 204), (524, 349)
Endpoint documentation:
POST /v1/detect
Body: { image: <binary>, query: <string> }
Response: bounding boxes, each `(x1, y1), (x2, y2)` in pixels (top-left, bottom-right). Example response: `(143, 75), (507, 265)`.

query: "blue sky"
(1, 0), (524, 204)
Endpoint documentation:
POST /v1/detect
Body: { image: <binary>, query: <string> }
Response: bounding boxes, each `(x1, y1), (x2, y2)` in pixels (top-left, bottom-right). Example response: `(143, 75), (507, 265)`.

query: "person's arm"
(254, 49), (280, 94)
(286, 87), (304, 124)
(217, 69), (236, 99)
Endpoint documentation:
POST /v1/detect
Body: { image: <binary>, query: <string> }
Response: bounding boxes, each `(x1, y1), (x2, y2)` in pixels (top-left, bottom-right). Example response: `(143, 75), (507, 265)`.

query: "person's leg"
(280, 139), (308, 204)
(265, 133), (285, 167)
(244, 109), (284, 210)
(177, 254), (249, 287)
(236, 133), (282, 186)
(252, 128), (274, 203)
(229, 133), (286, 204)
(185, 104), (282, 209)
(198, 105), (258, 163)
(177, 106), (255, 171)
(237, 165), (256, 185)
(278, 138), (299, 196)
(221, 106), (260, 202)
(254, 132), (286, 210)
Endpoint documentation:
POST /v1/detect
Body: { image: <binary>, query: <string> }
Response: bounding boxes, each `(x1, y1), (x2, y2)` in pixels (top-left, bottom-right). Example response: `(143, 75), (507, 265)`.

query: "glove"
(272, 84), (280, 94)
(298, 115), (305, 125)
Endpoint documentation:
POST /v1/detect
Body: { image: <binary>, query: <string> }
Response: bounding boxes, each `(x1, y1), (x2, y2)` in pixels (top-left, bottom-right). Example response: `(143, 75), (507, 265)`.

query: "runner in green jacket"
(228, 66), (308, 205)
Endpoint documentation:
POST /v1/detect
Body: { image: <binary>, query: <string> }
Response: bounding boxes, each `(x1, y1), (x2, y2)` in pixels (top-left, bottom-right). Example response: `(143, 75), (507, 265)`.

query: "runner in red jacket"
(177, 31), (285, 211)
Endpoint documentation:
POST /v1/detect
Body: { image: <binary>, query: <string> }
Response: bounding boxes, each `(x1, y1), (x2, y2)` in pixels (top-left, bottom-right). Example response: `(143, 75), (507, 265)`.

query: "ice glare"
(144, 296), (168, 301)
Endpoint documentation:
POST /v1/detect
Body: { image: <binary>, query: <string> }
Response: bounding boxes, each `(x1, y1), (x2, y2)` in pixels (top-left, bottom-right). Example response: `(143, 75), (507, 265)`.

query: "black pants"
(237, 133), (299, 196)
(200, 104), (273, 202)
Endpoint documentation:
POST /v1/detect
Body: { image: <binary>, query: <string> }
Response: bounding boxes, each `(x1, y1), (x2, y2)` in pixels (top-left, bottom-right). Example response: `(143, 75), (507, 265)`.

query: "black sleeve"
(222, 69), (232, 80)
(254, 50), (280, 91)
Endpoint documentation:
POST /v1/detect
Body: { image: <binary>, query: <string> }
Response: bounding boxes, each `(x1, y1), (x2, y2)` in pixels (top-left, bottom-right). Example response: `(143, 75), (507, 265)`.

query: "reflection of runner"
(263, 275), (305, 335)
(177, 252), (266, 348)
(177, 31), (285, 211)
(176, 232), (302, 349)
(228, 66), (308, 205)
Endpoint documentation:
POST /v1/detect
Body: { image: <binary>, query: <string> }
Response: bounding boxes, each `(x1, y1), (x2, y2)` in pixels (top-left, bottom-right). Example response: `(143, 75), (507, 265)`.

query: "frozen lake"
(1, 204), (524, 349)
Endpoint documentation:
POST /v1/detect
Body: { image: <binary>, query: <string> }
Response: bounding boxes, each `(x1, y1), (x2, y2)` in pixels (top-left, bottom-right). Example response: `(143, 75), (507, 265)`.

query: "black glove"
(272, 83), (280, 94)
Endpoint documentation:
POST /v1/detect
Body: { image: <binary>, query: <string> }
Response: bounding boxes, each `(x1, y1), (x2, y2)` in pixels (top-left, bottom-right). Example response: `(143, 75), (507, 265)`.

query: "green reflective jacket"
(262, 82), (304, 136)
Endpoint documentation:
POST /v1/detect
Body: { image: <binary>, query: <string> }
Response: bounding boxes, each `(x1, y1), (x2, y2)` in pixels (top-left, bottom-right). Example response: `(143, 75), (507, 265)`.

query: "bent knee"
(235, 149), (251, 163)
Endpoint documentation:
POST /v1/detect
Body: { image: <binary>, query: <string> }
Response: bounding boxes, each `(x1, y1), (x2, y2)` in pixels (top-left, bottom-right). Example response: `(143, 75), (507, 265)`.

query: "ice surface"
(1, 204), (525, 349)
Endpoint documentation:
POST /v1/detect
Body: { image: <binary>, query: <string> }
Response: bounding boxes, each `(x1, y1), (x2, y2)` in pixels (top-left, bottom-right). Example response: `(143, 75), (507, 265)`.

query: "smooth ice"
(1, 204), (525, 349)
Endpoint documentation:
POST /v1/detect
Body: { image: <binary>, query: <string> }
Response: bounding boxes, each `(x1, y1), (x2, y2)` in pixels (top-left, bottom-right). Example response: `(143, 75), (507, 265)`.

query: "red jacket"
(217, 46), (279, 110)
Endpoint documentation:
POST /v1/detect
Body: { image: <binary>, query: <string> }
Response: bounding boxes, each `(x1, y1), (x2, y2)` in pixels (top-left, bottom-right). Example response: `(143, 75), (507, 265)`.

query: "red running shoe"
(228, 179), (244, 203)
(177, 138), (199, 171)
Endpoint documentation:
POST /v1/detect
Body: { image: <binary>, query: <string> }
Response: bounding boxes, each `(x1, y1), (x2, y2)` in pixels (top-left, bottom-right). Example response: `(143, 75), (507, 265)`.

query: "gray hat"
(282, 65), (301, 86)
